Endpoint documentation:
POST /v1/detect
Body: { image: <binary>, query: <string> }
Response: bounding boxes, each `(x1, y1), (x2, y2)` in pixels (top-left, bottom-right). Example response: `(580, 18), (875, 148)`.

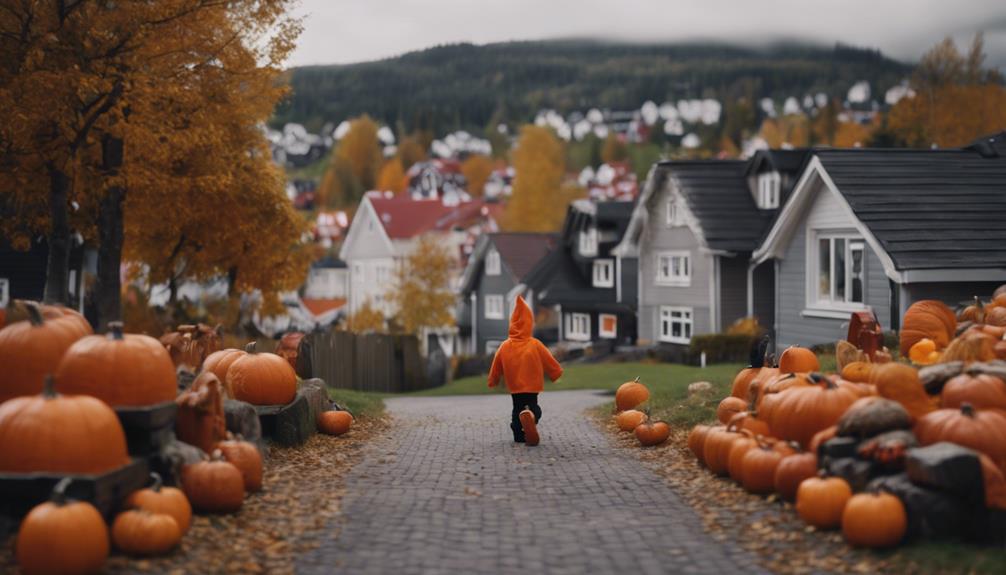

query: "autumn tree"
(396, 134), (427, 171)
(461, 155), (494, 197)
(504, 126), (574, 232)
(601, 134), (628, 164)
(376, 158), (406, 193)
(330, 115), (382, 198)
(389, 234), (455, 335)
(346, 301), (386, 334)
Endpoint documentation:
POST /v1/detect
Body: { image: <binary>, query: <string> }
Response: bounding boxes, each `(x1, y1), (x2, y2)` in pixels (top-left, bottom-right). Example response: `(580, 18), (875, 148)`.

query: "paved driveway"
(297, 390), (766, 575)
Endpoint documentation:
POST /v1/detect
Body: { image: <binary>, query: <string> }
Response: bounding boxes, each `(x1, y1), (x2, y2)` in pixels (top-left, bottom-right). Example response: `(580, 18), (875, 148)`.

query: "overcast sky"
(288, 0), (1006, 69)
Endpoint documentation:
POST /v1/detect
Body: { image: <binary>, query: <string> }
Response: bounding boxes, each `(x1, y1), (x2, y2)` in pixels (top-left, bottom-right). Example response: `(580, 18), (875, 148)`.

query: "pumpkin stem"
(107, 321), (125, 340)
(245, 341), (257, 354)
(51, 477), (73, 506)
(633, 376), (640, 383)
(788, 440), (802, 452)
(42, 375), (57, 399)
(149, 472), (163, 493)
(960, 402), (976, 417)
(22, 301), (45, 326)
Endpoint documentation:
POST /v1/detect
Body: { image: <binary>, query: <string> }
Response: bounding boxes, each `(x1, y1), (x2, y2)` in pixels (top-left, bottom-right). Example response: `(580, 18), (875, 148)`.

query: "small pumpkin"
(774, 446), (818, 502)
(226, 342), (297, 406)
(900, 300), (956, 356)
(841, 490), (907, 548)
(959, 296), (986, 324)
(318, 410), (353, 436)
(16, 478), (109, 575)
(217, 438), (263, 493)
(914, 403), (1006, 471)
(55, 322), (177, 407)
(716, 397), (747, 424)
(730, 367), (761, 400)
(941, 373), (1006, 411)
(688, 424), (714, 464)
(0, 302), (91, 403)
(703, 424), (745, 476)
(740, 437), (787, 494)
(778, 346), (819, 373)
(908, 338), (941, 365)
(126, 473), (192, 534)
(180, 453), (245, 513)
(0, 376), (129, 474)
(615, 377), (649, 411)
(634, 420), (670, 447)
(840, 361), (874, 383)
(615, 409), (647, 432)
(987, 306), (1006, 327)
(942, 331), (998, 364)
(809, 425), (838, 455)
(111, 509), (182, 556)
(796, 471), (852, 529)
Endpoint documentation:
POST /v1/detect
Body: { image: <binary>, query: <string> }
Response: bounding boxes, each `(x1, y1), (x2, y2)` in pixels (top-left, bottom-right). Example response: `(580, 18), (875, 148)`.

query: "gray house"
(614, 150), (809, 349)
(457, 232), (555, 355)
(753, 137), (1006, 349)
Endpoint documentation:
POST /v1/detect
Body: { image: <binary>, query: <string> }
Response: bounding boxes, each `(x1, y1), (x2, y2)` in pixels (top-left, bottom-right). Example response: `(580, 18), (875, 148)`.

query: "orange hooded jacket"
(487, 295), (563, 394)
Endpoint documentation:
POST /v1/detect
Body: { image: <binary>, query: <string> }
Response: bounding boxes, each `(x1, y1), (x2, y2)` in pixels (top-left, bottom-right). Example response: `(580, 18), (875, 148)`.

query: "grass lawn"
(328, 388), (387, 418)
(895, 541), (1006, 574)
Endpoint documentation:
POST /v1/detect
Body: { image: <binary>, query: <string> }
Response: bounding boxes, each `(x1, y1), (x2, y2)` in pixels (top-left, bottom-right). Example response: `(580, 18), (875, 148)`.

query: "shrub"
(689, 333), (760, 364)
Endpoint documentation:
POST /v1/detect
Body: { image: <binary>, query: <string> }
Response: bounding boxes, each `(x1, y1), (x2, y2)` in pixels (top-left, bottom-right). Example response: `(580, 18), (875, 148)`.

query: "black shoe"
(513, 436), (526, 443)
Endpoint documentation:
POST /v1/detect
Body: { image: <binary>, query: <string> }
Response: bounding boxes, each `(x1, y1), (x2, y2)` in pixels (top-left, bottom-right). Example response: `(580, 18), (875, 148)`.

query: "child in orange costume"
(488, 295), (563, 445)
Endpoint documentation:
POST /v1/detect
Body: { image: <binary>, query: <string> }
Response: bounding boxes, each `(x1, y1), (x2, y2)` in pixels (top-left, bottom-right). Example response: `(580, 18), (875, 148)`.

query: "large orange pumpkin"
(774, 448), (818, 501)
(796, 472), (852, 529)
(914, 403), (1006, 472)
(615, 377), (650, 411)
(740, 439), (788, 494)
(900, 300), (956, 356)
(762, 375), (861, 448)
(0, 302), (91, 403)
(778, 346), (819, 373)
(54, 322), (177, 407)
(201, 348), (246, 397)
(726, 431), (759, 483)
(226, 342), (297, 406)
(0, 377), (129, 474)
(16, 478), (110, 575)
(841, 491), (907, 548)
(703, 424), (746, 476)
(941, 373), (1006, 411)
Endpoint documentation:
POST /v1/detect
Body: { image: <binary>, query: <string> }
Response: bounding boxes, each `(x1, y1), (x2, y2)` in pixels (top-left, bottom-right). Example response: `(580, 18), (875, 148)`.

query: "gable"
(339, 199), (394, 260)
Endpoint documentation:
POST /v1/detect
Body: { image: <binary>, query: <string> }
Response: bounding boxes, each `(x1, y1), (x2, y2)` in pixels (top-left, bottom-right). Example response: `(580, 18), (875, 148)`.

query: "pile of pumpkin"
(612, 378), (671, 447)
(687, 319), (1006, 550)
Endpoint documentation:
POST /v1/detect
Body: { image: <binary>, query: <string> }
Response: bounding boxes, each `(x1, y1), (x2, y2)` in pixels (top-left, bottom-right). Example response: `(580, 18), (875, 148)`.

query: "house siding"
(775, 182), (891, 349)
(475, 263), (518, 353)
(718, 256), (749, 331)
(752, 261), (776, 340)
(638, 218), (712, 344)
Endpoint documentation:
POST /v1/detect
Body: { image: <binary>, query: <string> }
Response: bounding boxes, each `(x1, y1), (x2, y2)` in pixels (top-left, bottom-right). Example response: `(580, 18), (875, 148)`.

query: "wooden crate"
(0, 458), (149, 520)
(115, 401), (177, 456)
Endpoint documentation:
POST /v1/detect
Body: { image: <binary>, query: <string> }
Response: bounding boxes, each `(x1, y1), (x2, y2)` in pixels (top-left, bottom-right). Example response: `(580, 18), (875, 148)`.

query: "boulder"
(224, 399), (262, 443)
(868, 473), (975, 541)
(299, 379), (331, 427)
(919, 361), (964, 395)
(857, 429), (918, 472)
(906, 442), (985, 505)
(257, 392), (313, 447)
(153, 437), (205, 486)
(837, 398), (911, 438)
(820, 436), (860, 460)
(827, 457), (876, 492)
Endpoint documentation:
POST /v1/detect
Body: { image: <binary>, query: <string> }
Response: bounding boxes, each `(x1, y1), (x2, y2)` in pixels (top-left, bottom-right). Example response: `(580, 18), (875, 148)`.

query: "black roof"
(745, 148), (811, 176)
(658, 159), (772, 253)
(311, 256), (346, 269)
(490, 232), (555, 280)
(816, 147), (1006, 270)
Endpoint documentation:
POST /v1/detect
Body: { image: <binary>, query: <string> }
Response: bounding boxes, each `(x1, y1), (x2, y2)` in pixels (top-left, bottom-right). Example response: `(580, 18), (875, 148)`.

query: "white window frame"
(666, 199), (678, 227)
(579, 228), (598, 257)
(485, 249), (501, 276)
(757, 172), (781, 209)
(0, 278), (8, 308)
(655, 250), (691, 286)
(592, 259), (614, 288)
(565, 312), (591, 341)
(484, 294), (505, 320)
(599, 313), (617, 339)
(659, 306), (693, 344)
(806, 230), (868, 313)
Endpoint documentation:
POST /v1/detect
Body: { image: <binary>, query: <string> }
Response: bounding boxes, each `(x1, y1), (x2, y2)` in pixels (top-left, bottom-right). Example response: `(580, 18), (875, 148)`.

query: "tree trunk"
(96, 185), (125, 330)
(43, 166), (71, 305)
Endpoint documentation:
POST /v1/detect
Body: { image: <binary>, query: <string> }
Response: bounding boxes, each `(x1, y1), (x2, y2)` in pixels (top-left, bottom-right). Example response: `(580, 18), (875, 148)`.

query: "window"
(353, 263), (363, 281)
(811, 233), (866, 308)
(666, 199), (678, 226)
(592, 259), (614, 288)
(485, 295), (505, 319)
(486, 249), (501, 276)
(659, 306), (693, 344)
(757, 172), (781, 209)
(599, 314), (617, 339)
(565, 312), (591, 341)
(579, 228), (598, 256)
(656, 251), (691, 286)
(376, 264), (391, 284)
(0, 278), (8, 308)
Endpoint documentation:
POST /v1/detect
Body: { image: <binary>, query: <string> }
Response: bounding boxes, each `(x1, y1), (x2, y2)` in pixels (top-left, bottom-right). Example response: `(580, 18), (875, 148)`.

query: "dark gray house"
(525, 200), (638, 347)
(753, 136), (1006, 349)
(0, 236), (90, 315)
(457, 232), (555, 355)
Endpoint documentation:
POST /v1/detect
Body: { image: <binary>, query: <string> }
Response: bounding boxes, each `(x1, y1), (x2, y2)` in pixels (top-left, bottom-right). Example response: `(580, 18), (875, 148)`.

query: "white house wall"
(639, 220), (712, 344)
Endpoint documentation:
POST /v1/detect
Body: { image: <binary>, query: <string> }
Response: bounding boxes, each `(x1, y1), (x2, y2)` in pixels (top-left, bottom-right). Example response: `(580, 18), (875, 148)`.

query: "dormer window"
(757, 172), (781, 209)
(592, 259), (614, 288)
(666, 198), (683, 226)
(579, 227), (598, 257)
(486, 249), (501, 276)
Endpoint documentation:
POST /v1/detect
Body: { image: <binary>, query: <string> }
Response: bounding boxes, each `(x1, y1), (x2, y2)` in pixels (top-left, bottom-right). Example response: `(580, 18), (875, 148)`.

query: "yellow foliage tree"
(832, 122), (874, 148)
(396, 135), (427, 171)
(758, 119), (784, 148)
(346, 301), (386, 334)
(504, 126), (572, 232)
(333, 115), (382, 195)
(601, 134), (628, 164)
(389, 234), (456, 335)
(461, 155), (494, 197)
(376, 158), (407, 193)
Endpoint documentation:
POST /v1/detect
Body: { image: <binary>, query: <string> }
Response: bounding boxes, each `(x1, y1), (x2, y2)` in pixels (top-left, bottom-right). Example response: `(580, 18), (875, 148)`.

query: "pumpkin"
(987, 306), (1006, 327)
(217, 438), (263, 493)
(840, 361), (874, 383)
(809, 425), (838, 454)
(688, 424), (714, 464)
(914, 403), (1006, 471)
(180, 454), (245, 513)
(634, 420), (670, 446)
(726, 410), (772, 438)
(754, 372), (815, 410)
(778, 346), (819, 373)
(836, 397), (912, 438)
(4, 301), (93, 336)
(841, 490), (907, 548)
(126, 473), (192, 534)
(0, 376), (129, 474)
(941, 332), (997, 364)
(0, 302), (90, 403)
(615, 377), (649, 411)
(615, 409), (647, 432)
(796, 472), (852, 529)
(959, 296), (986, 323)
(980, 453), (1006, 510)
(762, 375), (861, 448)
(745, 367), (781, 405)
(111, 509), (182, 556)
(730, 367), (761, 400)
(226, 342), (297, 406)
(202, 348), (246, 397)
(318, 410), (353, 436)
(900, 300), (956, 355)
(54, 322), (176, 407)
(908, 338), (941, 365)
(740, 438), (788, 494)
(16, 478), (109, 575)
(726, 431), (759, 483)
(703, 424), (745, 476)
(941, 373), (1006, 411)
(868, 362), (935, 420)
(774, 447), (818, 501)
(716, 397), (747, 424)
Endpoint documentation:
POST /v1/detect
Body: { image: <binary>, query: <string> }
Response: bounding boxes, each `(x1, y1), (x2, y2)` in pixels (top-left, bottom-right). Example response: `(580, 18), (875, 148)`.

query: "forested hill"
(273, 40), (911, 133)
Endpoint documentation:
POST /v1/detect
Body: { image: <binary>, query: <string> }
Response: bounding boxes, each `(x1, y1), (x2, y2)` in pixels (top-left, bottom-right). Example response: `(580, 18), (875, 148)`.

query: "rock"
(257, 392), (313, 447)
(154, 437), (206, 486)
(827, 457), (876, 492)
(857, 429), (917, 471)
(299, 379), (330, 427)
(919, 361), (964, 395)
(868, 473), (975, 541)
(906, 442), (985, 505)
(687, 381), (713, 397)
(224, 399), (262, 443)
(820, 436), (860, 460)
(837, 398), (911, 438)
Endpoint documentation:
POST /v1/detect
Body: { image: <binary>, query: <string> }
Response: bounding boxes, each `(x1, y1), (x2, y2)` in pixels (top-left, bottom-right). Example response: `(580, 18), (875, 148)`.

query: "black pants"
(510, 393), (542, 442)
